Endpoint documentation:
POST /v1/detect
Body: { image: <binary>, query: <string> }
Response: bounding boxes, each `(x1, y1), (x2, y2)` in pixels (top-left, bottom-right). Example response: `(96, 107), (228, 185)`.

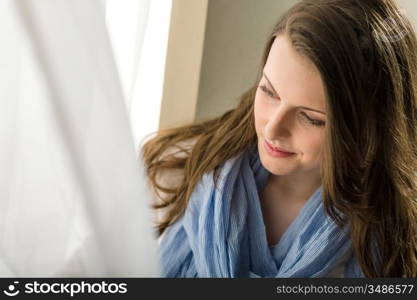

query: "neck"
(267, 170), (322, 202)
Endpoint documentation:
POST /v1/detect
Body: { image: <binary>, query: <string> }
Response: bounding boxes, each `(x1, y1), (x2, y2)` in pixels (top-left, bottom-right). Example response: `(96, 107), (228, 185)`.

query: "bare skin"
(260, 175), (321, 246)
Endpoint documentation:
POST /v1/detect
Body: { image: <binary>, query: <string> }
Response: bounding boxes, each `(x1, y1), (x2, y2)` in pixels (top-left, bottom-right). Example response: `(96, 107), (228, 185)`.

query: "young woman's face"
(254, 35), (327, 178)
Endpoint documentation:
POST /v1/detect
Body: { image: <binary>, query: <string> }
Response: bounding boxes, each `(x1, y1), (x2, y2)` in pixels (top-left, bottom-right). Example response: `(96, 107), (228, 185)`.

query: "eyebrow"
(262, 72), (326, 115)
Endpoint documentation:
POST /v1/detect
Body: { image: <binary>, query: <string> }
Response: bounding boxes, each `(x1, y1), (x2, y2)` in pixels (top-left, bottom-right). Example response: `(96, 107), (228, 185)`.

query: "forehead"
(263, 35), (326, 112)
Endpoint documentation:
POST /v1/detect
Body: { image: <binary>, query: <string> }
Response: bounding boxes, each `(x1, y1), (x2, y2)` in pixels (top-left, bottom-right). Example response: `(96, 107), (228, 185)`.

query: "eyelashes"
(299, 112), (326, 127)
(259, 85), (278, 99)
(258, 85), (326, 127)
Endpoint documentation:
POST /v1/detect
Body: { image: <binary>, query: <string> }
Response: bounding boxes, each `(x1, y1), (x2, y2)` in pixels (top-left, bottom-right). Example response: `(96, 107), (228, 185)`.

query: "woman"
(142, 0), (417, 277)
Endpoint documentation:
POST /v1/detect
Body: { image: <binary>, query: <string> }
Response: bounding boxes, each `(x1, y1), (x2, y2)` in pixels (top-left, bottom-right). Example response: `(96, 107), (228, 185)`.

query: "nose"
(264, 105), (292, 141)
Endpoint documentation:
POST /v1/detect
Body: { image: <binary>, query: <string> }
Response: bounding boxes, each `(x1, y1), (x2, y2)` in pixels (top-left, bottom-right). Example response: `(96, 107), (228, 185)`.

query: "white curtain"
(0, 0), (159, 277)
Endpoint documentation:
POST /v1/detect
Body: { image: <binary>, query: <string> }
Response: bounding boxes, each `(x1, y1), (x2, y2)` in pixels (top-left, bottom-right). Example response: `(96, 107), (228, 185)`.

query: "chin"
(261, 162), (294, 176)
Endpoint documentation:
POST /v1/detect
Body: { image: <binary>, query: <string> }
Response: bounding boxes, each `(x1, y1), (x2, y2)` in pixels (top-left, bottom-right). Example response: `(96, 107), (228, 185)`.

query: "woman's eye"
(259, 85), (326, 128)
(300, 112), (326, 127)
(259, 85), (278, 99)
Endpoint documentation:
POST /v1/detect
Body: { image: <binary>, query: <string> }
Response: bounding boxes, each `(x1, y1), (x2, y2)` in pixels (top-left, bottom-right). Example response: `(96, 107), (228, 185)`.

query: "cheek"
(299, 132), (325, 158)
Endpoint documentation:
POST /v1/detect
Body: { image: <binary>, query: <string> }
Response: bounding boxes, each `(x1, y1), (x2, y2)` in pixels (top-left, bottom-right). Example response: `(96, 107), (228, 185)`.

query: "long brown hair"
(142, 0), (417, 277)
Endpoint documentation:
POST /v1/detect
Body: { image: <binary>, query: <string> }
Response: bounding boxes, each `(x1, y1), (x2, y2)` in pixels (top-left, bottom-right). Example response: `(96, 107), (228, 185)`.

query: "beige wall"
(195, 0), (296, 121)
(160, 0), (296, 128)
(159, 0), (208, 130)
(397, 0), (417, 26)
(161, 0), (417, 128)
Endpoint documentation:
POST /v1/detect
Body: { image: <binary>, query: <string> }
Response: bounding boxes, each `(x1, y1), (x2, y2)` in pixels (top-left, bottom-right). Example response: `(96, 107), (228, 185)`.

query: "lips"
(265, 140), (294, 154)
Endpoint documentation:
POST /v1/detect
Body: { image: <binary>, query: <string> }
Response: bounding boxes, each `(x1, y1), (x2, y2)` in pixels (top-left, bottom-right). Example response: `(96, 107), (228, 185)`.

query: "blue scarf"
(159, 145), (364, 277)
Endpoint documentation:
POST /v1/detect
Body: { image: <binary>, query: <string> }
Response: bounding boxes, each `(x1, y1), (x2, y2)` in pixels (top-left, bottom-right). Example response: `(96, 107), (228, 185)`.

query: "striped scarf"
(159, 145), (364, 277)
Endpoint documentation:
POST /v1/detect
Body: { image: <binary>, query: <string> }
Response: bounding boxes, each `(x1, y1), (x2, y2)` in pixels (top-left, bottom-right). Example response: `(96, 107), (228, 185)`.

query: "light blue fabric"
(159, 145), (364, 277)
